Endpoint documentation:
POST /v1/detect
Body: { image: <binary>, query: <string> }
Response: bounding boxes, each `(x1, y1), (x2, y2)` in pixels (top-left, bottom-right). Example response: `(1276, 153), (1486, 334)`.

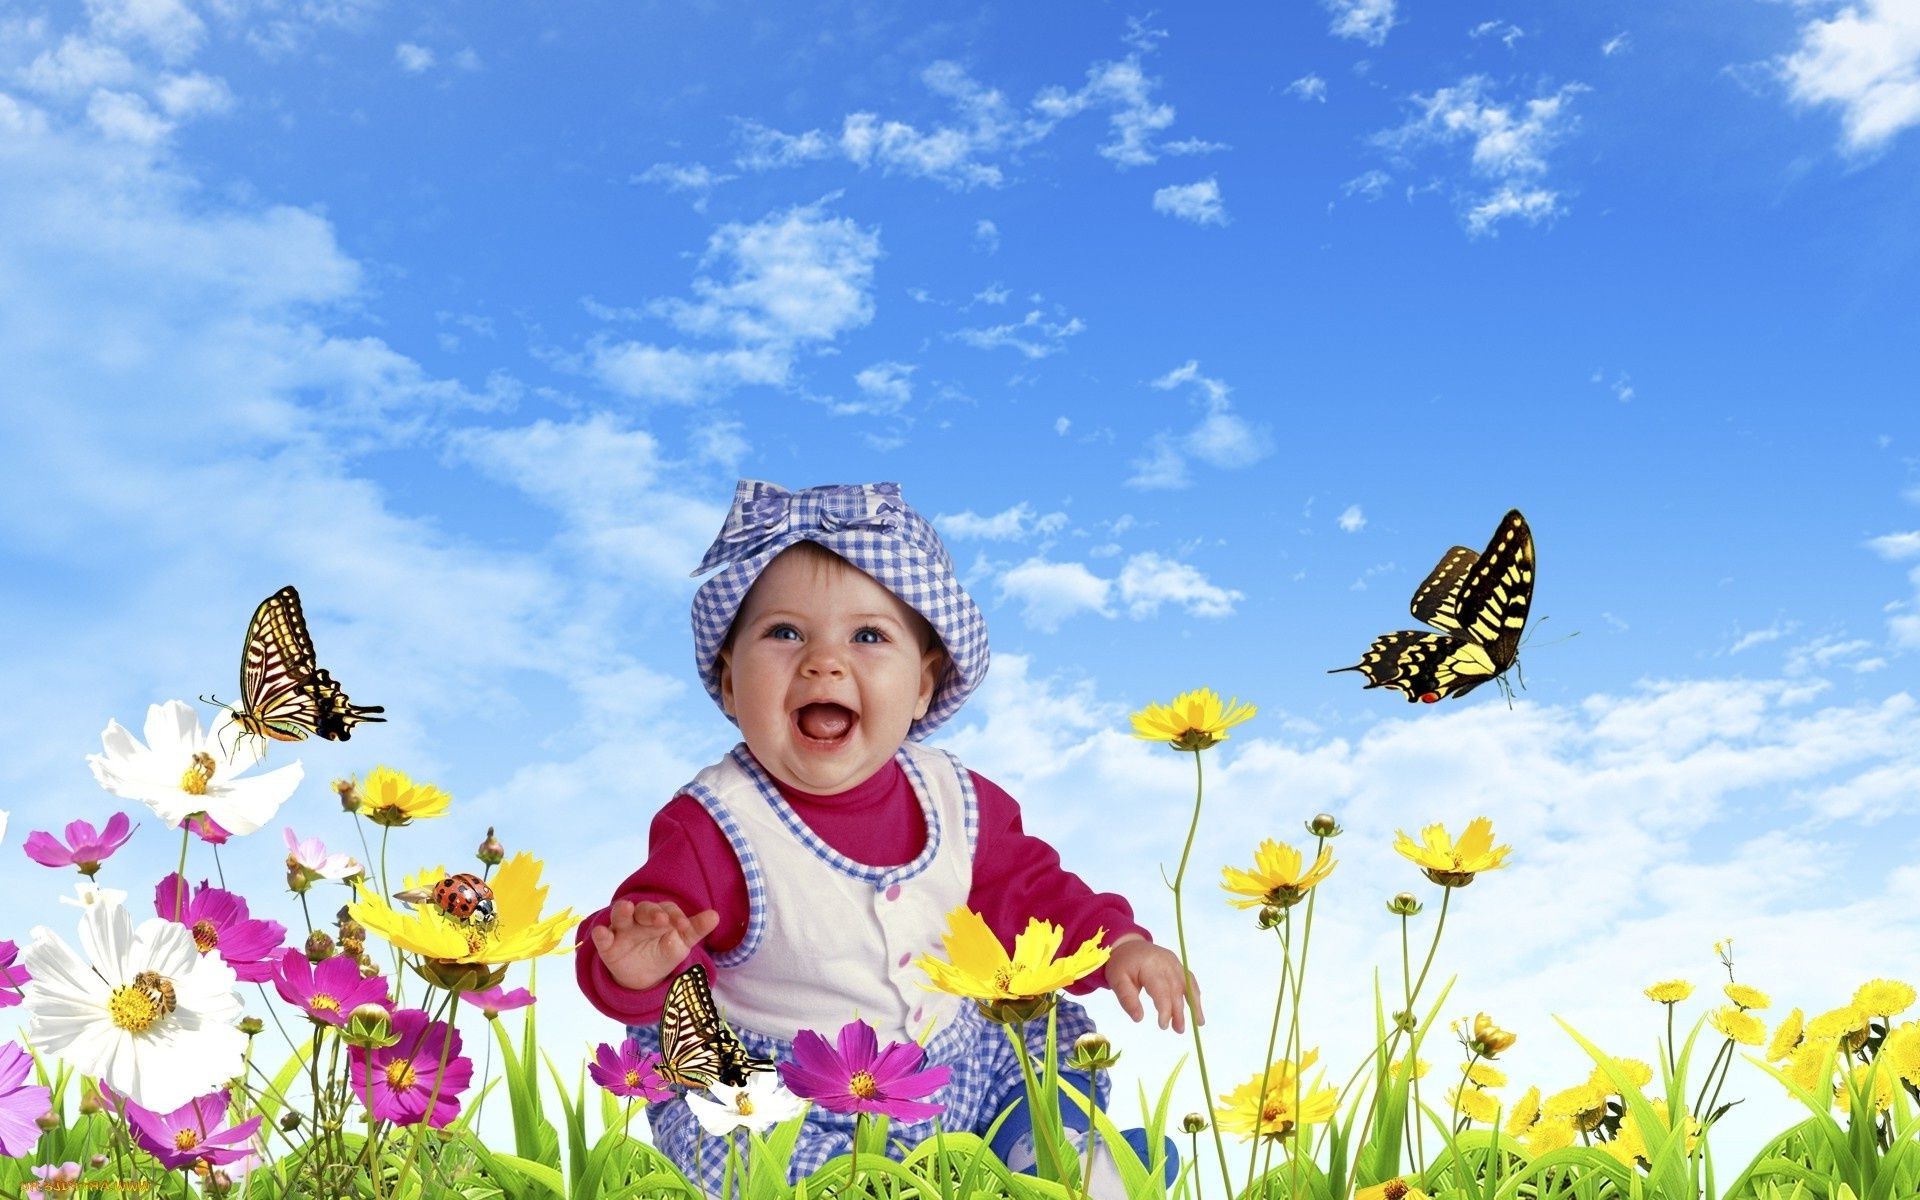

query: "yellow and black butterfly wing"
(657, 965), (773, 1089)
(1329, 631), (1457, 703)
(1408, 544), (1478, 635)
(301, 667), (386, 741)
(232, 587), (323, 743)
(1451, 509), (1535, 677)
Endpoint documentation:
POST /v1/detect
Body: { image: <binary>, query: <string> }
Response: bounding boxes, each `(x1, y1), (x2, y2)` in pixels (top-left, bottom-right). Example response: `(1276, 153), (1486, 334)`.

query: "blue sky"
(3, 0), (1918, 1169)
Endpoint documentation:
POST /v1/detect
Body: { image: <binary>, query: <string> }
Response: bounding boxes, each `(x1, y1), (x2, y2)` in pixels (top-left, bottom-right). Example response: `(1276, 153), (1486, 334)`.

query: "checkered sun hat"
(689, 479), (989, 740)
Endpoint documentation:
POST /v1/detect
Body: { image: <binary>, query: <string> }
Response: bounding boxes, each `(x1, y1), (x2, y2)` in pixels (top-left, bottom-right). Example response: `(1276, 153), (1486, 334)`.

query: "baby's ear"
(915, 646), (947, 719)
(717, 648), (737, 717)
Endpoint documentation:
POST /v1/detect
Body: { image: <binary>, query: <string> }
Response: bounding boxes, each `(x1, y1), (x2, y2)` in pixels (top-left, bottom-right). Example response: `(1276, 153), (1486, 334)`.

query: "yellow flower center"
(385, 1060), (418, 1092)
(191, 919), (220, 953)
(624, 1069), (642, 1089)
(848, 1070), (878, 1099)
(180, 751), (216, 795)
(1173, 728), (1218, 751)
(310, 992), (341, 1013)
(174, 1128), (202, 1151)
(735, 1095), (755, 1116)
(108, 985), (162, 1033)
(464, 926), (492, 956)
(993, 967), (1014, 992)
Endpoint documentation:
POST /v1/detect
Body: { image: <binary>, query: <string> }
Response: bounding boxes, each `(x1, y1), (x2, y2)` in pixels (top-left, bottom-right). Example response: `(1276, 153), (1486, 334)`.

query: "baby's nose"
(800, 647), (846, 676)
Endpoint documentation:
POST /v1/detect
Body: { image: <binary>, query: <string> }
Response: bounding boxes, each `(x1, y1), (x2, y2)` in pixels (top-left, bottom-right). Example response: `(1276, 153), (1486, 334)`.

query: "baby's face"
(719, 549), (943, 795)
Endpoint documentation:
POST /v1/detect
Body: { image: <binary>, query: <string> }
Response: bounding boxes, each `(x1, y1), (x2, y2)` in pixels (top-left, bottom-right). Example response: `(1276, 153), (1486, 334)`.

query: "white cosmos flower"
(58, 882), (128, 910)
(686, 1073), (805, 1135)
(86, 700), (303, 837)
(22, 891), (247, 1112)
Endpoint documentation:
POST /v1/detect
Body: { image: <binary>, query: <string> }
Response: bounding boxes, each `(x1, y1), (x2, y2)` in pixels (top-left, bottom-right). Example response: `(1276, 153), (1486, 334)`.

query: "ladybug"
(395, 873), (496, 923)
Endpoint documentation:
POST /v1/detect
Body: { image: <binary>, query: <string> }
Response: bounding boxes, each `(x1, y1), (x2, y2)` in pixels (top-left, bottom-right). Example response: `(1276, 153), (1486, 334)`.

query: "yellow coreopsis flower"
(1504, 1085), (1541, 1138)
(350, 851), (579, 973)
(1130, 688), (1256, 751)
(1543, 1083), (1608, 1132)
(1647, 1098), (1702, 1154)
(1587, 1056), (1653, 1096)
(1604, 1116), (1648, 1171)
(1354, 1181), (1431, 1200)
(1852, 978), (1916, 1018)
(359, 765), (451, 827)
(1447, 1086), (1501, 1125)
(1389, 1056), (1430, 1080)
(1882, 1022), (1920, 1086)
(1524, 1115), (1576, 1154)
(1455, 1011), (1517, 1058)
(1465, 1061), (1508, 1088)
(1393, 817), (1511, 887)
(1724, 983), (1771, 1011)
(1221, 839), (1336, 910)
(1709, 1006), (1766, 1046)
(1784, 1039), (1838, 1094)
(1767, 1008), (1805, 1063)
(1644, 979), (1692, 1004)
(1215, 1057), (1336, 1141)
(1835, 1063), (1896, 1114)
(1805, 1004), (1871, 1051)
(916, 907), (1110, 1023)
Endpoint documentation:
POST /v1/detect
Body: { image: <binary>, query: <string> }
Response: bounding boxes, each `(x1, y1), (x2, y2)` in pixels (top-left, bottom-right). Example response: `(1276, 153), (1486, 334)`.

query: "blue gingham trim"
(689, 481), (990, 740)
(684, 774), (767, 970)
(625, 997), (1106, 1196)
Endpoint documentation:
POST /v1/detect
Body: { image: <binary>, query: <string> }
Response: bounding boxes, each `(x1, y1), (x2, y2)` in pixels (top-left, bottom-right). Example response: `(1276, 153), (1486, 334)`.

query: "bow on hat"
(691, 480), (904, 576)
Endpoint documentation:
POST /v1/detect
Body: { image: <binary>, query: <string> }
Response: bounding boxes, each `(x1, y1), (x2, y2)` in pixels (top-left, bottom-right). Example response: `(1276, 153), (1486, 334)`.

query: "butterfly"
(1330, 509), (1535, 704)
(656, 964), (773, 1089)
(208, 586), (386, 752)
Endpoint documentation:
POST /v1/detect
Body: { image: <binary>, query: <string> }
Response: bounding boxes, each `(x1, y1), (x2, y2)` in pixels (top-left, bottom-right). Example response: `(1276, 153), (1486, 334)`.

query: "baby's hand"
(590, 899), (721, 992)
(1105, 937), (1204, 1034)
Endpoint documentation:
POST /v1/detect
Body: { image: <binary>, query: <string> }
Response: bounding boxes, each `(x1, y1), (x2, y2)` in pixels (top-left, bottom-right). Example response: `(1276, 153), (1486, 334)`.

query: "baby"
(575, 480), (1201, 1195)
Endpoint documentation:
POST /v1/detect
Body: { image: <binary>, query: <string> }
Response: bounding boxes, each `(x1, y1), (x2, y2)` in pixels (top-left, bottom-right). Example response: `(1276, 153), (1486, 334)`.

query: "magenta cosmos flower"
(466, 984), (535, 1020)
(778, 1019), (950, 1120)
(348, 1008), (472, 1129)
(0, 940), (29, 1010)
(187, 813), (233, 844)
(271, 948), (391, 1026)
(22, 813), (137, 876)
(588, 1038), (674, 1102)
(99, 1082), (261, 1171)
(0, 1041), (54, 1158)
(154, 874), (287, 983)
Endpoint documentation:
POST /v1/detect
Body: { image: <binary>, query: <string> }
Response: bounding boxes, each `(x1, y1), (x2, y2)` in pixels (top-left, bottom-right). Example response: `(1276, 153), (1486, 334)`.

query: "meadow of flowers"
(1, 687), (1917, 1200)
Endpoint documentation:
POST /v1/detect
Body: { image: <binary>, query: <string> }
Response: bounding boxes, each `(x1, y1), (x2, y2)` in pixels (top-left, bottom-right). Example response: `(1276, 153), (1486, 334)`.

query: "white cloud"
(1034, 57), (1177, 168)
(841, 360), (915, 416)
(1469, 20), (1525, 49)
(1128, 361), (1273, 488)
(1379, 75), (1586, 236)
(1323, 0), (1396, 46)
(936, 502), (1069, 542)
(1781, 0), (1920, 155)
(1339, 504), (1367, 532)
(974, 218), (1000, 253)
(633, 162), (736, 211)
(990, 551), (1239, 630)
(1601, 31), (1631, 57)
(971, 283), (1011, 306)
(86, 88), (169, 142)
(953, 307), (1086, 358)
(1729, 622), (1793, 654)
(995, 557), (1113, 630)
(23, 36), (139, 96)
(88, 0), (205, 63)
(394, 42), (434, 72)
(1866, 530), (1920, 559)
(1054, 416), (1071, 435)
(153, 72), (231, 118)
(1344, 168), (1391, 201)
(1287, 74), (1328, 103)
(583, 200), (880, 403)
(1116, 552), (1242, 618)
(1152, 177), (1227, 226)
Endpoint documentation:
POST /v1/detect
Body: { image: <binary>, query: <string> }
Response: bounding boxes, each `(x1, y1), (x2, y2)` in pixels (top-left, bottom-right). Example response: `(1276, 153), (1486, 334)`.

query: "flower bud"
(208, 1170), (235, 1196)
(35, 1112), (60, 1131)
(1393, 1010), (1418, 1033)
(337, 915), (366, 942)
(334, 776), (361, 812)
(239, 1016), (265, 1036)
(1256, 905), (1284, 929)
(477, 826), (506, 866)
(344, 1003), (398, 1050)
(305, 930), (334, 962)
(340, 935), (364, 959)
(79, 1088), (103, 1115)
(281, 1110), (302, 1131)
(412, 957), (508, 994)
(1307, 813), (1343, 838)
(286, 864), (312, 894)
(1181, 1112), (1208, 1134)
(1067, 1032), (1121, 1072)
(90, 1154), (109, 1168)
(1388, 892), (1423, 917)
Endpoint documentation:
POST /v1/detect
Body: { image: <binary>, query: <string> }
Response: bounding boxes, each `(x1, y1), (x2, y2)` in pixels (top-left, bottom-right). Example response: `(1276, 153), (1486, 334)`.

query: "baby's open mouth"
(794, 702), (857, 744)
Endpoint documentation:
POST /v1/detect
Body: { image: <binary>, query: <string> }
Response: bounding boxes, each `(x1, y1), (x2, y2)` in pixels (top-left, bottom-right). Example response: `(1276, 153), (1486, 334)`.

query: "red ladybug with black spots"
(394, 872), (496, 924)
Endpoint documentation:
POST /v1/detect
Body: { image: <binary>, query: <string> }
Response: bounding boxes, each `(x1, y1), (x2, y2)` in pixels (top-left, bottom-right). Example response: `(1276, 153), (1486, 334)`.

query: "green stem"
(173, 825), (191, 921)
(393, 991), (463, 1192)
(1170, 749), (1232, 1198)
(1402, 913), (1424, 1172)
(1665, 1002), (1677, 1083)
(851, 1110), (863, 1199)
(1691, 1039), (1732, 1120)
(1080, 1067), (1100, 1200)
(1247, 916), (1298, 1199)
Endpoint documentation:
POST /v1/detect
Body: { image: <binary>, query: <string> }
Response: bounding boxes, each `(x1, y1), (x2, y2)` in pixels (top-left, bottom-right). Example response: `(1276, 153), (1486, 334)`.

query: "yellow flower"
(1447, 1086), (1501, 1124)
(1354, 1182), (1431, 1200)
(1455, 1012), (1517, 1058)
(1767, 1008), (1805, 1063)
(1393, 817), (1511, 887)
(1644, 979), (1693, 1004)
(1708, 1006), (1766, 1046)
(1130, 688), (1256, 751)
(350, 851), (578, 969)
(1835, 1063), (1896, 1114)
(1215, 1057), (1336, 1141)
(1724, 983), (1771, 1011)
(1524, 1115), (1576, 1154)
(1852, 979), (1916, 1018)
(1882, 1022), (1920, 1086)
(1784, 1039), (1838, 1094)
(1604, 1115), (1647, 1170)
(1647, 1098), (1702, 1154)
(359, 765), (451, 827)
(1543, 1083), (1608, 1131)
(1805, 1004), (1871, 1051)
(1465, 1061), (1507, 1088)
(916, 907), (1110, 1020)
(1504, 1086), (1541, 1137)
(1586, 1057), (1653, 1096)
(1389, 1056), (1429, 1080)
(1221, 839), (1336, 910)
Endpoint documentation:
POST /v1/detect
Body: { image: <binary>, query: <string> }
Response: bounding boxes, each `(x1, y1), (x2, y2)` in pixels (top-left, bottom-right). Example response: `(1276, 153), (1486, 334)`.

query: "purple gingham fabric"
(625, 998), (1105, 1197)
(690, 480), (989, 739)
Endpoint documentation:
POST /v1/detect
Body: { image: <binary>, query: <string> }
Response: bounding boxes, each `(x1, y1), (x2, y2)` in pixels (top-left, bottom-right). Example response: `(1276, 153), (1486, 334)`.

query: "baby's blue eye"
(766, 624), (800, 641)
(854, 627), (886, 644)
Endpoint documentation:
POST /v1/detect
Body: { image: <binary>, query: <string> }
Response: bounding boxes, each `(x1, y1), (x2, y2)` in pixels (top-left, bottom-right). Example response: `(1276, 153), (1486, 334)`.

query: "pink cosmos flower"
(588, 1038), (674, 1102)
(31, 1163), (82, 1185)
(283, 827), (360, 883)
(349, 1008), (472, 1129)
(466, 984), (536, 1020)
(154, 874), (287, 983)
(188, 813), (232, 844)
(22, 813), (137, 875)
(0, 1041), (54, 1158)
(778, 1019), (950, 1120)
(98, 1082), (262, 1171)
(0, 940), (29, 1011)
(271, 947), (391, 1026)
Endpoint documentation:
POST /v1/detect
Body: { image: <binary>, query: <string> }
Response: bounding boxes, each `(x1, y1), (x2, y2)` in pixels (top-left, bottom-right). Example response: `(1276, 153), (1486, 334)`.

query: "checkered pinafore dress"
(625, 744), (1104, 1195)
